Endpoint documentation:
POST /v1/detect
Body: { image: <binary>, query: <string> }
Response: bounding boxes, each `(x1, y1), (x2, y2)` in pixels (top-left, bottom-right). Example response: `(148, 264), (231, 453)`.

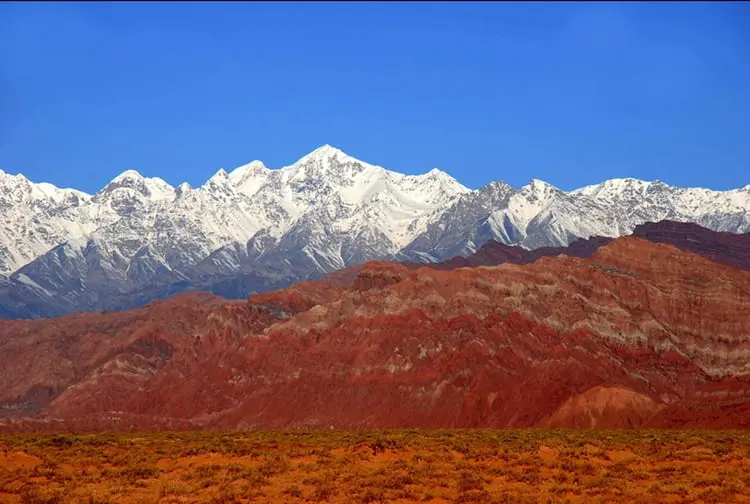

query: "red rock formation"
(1, 236), (749, 431)
(0, 292), (283, 426)
(250, 220), (747, 300)
(540, 386), (666, 429)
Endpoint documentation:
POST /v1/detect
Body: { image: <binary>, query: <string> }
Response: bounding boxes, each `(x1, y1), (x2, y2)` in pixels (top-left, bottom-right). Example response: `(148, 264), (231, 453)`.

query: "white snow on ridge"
(104, 169), (176, 201)
(574, 178), (750, 222)
(15, 273), (50, 294)
(228, 161), (270, 198)
(1, 145), (748, 278)
(0, 145), (473, 274)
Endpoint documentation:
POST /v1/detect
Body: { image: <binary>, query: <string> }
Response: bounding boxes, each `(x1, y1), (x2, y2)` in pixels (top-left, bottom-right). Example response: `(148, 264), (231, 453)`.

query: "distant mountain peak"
(520, 179), (560, 198)
(106, 169), (173, 189)
(486, 180), (512, 188)
(527, 178), (556, 188)
(100, 169), (174, 202)
(572, 177), (665, 199)
(293, 144), (366, 168)
(210, 168), (229, 180)
(110, 169), (145, 183)
(307, 144), (346, 157)
(480, 180), (514, 196)
(202, 168), (235, 195)
(230, 160), (268, 174)
(419, 167), (456, 179)
(0, 170), (29, 183)
(607, 177), (649, 184)
(420, 168), (471, 194)
(228, 161), (270, 197)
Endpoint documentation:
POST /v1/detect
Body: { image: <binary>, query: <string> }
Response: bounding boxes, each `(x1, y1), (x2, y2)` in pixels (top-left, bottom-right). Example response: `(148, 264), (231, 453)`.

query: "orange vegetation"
(1, 430), (750, 503)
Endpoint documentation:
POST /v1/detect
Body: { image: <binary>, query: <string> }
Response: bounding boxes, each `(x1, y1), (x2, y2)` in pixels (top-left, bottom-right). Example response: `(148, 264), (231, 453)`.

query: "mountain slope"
(1, 146), (748, 319)
(0, 170), (93, 274)
(1, 236), (749, 431)
(0, 146), (469, 317)
(418, 220), (750, 272)
(400, 177), (750, 262)
(574, 177), (750, 234)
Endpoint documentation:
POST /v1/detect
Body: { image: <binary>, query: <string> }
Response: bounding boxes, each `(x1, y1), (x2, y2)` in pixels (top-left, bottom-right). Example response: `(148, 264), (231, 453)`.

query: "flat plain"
(1, 430), (749, 504)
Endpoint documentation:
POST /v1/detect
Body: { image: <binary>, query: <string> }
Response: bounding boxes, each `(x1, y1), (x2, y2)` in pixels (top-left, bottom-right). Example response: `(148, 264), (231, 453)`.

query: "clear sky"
(1, 2), (748, 193)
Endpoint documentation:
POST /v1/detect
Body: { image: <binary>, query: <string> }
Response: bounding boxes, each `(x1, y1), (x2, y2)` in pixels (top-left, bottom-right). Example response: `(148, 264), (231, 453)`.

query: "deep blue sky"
(1, 2), (748, 193)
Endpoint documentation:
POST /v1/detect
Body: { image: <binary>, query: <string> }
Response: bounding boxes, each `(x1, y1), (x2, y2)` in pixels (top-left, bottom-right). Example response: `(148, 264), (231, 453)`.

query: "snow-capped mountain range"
(1, 144), (748, 318)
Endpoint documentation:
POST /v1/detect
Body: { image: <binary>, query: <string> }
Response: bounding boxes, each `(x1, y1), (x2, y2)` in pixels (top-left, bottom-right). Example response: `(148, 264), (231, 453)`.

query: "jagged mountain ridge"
(0, 146), (471, 317)
(1, 145), (749, 318)
(398, 177), (750, 262)
(0, 145), (469, 274)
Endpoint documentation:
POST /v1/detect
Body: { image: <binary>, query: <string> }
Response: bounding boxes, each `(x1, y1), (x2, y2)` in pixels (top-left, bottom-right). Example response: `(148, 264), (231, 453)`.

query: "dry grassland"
(1, 430), (749, 503)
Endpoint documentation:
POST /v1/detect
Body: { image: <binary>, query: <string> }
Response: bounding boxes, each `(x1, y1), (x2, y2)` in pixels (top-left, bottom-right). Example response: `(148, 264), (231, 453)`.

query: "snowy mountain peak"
(420, 167), (461, 183)
(0, 167), (91, 204)
(209, 168), (229, 180)
(201, 168), (236, 197)
(281, 145), (376, 191)
(35, 182), (90, 203)
(301, 144), (349, 161)
(608, 177), (648, 185)
(110, 169), (145, 183)
(0, 170), (29, 184)
(528, 178), (556, 189)
(290, 144), (371, 172)
(520, 179), (560, 200)
(573, 177), (659, 196)
(99, 170), (175, 203)
(228, 160), (268, 178)
(482, 180), (515, 194)
(410, 168), (471, 197)
(228, 161), (270, 197)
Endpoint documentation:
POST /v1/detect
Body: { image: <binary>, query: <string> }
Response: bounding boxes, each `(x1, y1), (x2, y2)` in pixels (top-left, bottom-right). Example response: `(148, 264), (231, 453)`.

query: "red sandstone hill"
(1, 235), (750, 432)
